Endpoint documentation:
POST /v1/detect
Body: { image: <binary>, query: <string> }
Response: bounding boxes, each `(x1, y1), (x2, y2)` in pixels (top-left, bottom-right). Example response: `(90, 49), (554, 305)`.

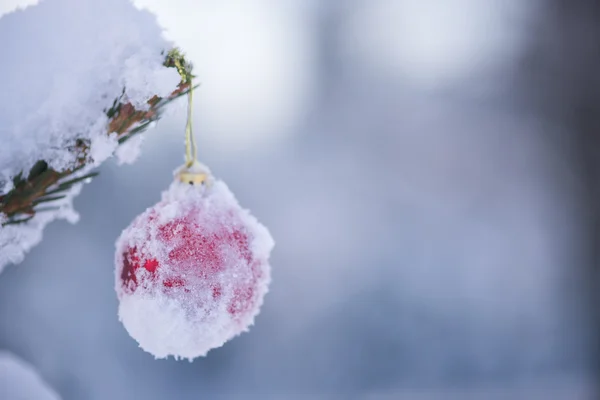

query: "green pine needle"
(33, 195), (67, 205)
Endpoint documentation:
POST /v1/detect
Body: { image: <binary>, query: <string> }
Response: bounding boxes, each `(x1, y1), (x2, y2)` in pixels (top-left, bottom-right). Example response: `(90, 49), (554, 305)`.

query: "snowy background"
(1, 0), (599, 398)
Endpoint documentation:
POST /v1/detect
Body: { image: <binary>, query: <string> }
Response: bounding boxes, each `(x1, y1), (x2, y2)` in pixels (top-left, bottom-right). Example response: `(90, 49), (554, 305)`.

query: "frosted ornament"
(115, 161), (274, 360)
(115, 57), (274, 359)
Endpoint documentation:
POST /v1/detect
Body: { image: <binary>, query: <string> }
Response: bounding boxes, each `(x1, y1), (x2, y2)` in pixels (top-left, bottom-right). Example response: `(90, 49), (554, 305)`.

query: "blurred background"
(1, 0), (599, 398)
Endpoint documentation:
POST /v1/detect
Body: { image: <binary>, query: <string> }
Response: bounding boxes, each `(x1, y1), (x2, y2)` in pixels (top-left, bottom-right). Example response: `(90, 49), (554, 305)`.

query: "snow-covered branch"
(0, 0), (193, 273)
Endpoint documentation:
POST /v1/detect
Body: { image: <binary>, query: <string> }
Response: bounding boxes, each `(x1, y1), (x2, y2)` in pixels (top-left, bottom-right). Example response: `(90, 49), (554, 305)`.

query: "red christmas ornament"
(115, 163), (274, 360)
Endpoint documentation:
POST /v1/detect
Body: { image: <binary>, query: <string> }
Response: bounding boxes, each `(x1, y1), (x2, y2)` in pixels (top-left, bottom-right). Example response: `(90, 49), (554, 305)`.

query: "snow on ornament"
(115, 162), (274, 360)
(114, 59), (274, 360)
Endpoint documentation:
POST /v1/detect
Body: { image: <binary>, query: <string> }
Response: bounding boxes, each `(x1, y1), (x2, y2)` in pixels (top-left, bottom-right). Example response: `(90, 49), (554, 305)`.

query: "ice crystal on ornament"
(115, 175), (274, 360)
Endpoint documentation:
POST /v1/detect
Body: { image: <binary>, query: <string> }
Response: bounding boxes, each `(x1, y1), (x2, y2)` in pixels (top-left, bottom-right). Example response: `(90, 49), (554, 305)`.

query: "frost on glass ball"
(114, 178), (274, 360)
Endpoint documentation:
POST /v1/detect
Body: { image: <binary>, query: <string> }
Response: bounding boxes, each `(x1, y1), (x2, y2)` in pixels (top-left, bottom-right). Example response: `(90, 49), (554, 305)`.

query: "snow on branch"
(0, 0), (195, 273)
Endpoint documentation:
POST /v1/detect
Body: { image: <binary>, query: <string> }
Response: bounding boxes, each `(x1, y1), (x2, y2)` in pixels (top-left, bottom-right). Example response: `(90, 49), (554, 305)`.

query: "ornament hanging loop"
(184, 77), (197, 168)
(169, 50), (210, 186)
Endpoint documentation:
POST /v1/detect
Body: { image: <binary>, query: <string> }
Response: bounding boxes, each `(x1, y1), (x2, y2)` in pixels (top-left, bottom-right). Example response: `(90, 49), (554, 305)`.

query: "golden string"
(184, 80), (197, 167)
(168, 49), (207, 185)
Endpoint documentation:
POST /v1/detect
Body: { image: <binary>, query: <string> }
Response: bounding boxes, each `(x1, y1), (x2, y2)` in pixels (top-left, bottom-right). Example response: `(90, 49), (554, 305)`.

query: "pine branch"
(0, 48), (194, 227)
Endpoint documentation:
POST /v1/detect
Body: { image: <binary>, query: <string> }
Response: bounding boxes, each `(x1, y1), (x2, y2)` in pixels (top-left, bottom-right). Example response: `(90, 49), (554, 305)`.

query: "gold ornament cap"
(176, 160), (213, 186)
